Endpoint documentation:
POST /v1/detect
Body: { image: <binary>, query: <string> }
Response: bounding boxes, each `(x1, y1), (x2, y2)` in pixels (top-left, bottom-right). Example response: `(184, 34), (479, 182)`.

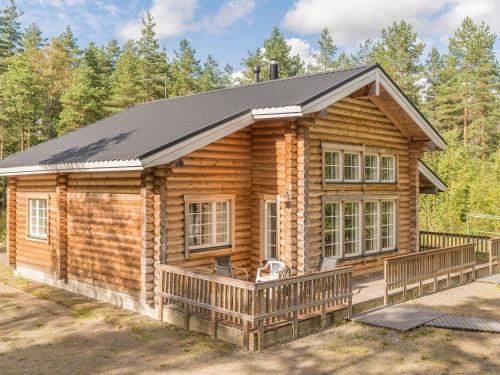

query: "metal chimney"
(269, 59), (279, 80)
(253, 66), (261, 83)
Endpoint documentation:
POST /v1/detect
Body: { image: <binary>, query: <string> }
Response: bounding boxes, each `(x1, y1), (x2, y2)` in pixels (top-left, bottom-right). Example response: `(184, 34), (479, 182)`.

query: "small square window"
(28, 198), (48, 240)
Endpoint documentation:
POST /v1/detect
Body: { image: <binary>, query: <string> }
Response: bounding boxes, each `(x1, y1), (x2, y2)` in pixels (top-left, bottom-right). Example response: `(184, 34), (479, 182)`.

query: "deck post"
(383, 261), (388, 305)
(242, 320), (249, 350)
(158, 272), (164, 322)
(257, 321), (264, 351)
(210, 282), (217, 338)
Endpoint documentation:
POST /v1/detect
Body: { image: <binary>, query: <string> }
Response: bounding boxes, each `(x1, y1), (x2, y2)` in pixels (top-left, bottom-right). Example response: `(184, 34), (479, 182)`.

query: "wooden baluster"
(210, 282), (217, 338)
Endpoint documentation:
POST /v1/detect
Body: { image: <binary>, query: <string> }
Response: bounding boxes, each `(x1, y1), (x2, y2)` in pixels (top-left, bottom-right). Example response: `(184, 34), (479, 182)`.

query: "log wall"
(165, 128), (253, 270)
(300, 97), (424, 272)
(66, 172), (143, 296)
(13, 175), (58, 273)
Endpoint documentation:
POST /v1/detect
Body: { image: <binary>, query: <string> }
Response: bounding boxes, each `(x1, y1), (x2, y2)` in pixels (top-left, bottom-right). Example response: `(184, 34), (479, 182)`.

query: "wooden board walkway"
(425, 315), (500, 333)
(476, 274), (500, 284)
(351, 305), (445, 331)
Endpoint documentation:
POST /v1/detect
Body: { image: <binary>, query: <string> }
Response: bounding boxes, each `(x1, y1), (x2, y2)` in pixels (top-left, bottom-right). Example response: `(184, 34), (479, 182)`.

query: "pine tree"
(437, 17), (499, 155)
(310, 27), (337, 72)
(241, 27), (304, 83)
(371, 21), (424, 104)
(0, 52), (44, 154)
(351, 39), (374, 65)
(0, 0), (23, 71)
(422, 47), (444, 125)
(198, 55), (231, 92)
(109, 41), (145, 111)
(137, 12), (169, 101)
(170, 39), (201, 96)
(22, 23), (45, 51)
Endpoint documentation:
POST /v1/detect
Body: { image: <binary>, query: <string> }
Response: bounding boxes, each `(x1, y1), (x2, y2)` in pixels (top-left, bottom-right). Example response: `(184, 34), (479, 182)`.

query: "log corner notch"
(409, 141), (427, 253)
(55, 174), (68, 279)
(141, 166), (168, 306)
(6, 177), (17, 267)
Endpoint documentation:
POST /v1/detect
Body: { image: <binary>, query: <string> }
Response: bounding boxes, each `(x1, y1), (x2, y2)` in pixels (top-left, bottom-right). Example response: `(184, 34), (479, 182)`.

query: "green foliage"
(0, 0), (23, 71)
(310, 27), (337, 72)
(170, 39), (201, 96)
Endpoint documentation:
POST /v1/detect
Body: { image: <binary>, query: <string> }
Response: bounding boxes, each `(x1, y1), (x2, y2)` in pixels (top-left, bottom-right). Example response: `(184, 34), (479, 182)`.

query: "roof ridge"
(139, 63), (377, 107)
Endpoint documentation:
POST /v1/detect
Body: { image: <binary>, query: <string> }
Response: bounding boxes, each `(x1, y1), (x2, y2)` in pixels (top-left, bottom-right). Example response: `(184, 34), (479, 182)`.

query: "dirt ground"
(1, 252), (499, 375)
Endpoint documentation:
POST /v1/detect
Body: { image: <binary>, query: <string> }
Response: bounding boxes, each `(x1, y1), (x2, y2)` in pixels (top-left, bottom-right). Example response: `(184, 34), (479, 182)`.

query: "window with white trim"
(187, 200), (230, 251)
(324, 151), (341, 181)
(28, 198), (48, 240)
(344, 202), (361, 256)
(364, 201), (379, 252)
(381, 155), (396, 182)
(322, 198), (397, 259)
(381, 200), (396, 250)
(343, 153), (360, 182)
(324, 202), (341, 257)
(264, 201), (278, 259)
(364, 154), (379, 182)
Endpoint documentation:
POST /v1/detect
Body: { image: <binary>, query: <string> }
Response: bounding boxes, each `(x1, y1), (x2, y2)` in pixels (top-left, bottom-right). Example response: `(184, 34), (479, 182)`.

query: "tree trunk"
(463, 106), (468, 145)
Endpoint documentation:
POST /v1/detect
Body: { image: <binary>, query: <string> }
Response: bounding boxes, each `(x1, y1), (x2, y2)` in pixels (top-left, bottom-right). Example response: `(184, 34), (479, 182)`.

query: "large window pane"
(324, 151), (340, 181)
(324, 203), (341, 257)
(364, 155), (379, 182)
(381, 201), (396, 250)
(344, 153), (360, 181)
(364, 201), (379, 252)
(344, 202), (360, 256)
(188, 200), (230, 250)
(28, 198), (48, 239)
(381, 155), (395, 182)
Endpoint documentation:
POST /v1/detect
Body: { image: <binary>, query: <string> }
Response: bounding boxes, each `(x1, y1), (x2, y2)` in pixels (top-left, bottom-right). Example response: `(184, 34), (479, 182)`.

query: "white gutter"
(0, 159), (143, 176)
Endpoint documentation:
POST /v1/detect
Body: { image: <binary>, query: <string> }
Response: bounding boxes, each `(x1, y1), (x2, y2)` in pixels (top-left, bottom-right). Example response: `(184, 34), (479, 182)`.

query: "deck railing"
(419, 231), (500, 274)
(384, 243), (476, 305)
(158, 264), (353, 350)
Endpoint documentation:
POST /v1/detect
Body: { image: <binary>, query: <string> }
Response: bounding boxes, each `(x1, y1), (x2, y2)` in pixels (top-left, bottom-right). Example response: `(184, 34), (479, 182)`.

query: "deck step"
(425, 315), (500, 333)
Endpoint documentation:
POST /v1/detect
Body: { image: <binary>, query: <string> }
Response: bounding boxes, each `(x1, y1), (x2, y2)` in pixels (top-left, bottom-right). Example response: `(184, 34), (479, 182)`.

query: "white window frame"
(363, 201), (380, 254)
(381, 155), (396, 183)
(364, 154), (379, 182)
(261, 197), (280, 261)
(381, 200), (397, 251)
(184, 194), (235, 256)
(323, 202), (341, 258)
(323, 150), (342, 182)
(343, 201), (361, 257)
(343, 152), (361, 182)
(27, 197), (48, 241)
(322, 196), (398, 259)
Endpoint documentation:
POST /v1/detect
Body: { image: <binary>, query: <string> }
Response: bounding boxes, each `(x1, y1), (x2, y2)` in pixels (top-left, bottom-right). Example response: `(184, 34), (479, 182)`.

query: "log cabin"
(0, 63), (448, 345)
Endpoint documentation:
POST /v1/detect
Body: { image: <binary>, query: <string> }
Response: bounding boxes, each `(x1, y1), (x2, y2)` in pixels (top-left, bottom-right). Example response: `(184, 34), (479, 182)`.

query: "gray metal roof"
(0, 65), (377, 169)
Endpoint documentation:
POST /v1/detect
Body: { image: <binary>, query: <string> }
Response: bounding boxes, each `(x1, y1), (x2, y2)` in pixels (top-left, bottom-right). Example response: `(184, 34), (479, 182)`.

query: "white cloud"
(119, 0), (198, 40)
(286, 37), (317, 66)
(119, 0), (255, 40)
(282, 0), (500, 47)
(200, 0), (255, 33)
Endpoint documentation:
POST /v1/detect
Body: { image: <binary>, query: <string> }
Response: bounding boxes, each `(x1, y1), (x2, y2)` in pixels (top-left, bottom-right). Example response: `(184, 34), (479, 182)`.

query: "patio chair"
(214, 256), (248, 281)
(256, 260), (288, 282)
(319, 256), (338, 271)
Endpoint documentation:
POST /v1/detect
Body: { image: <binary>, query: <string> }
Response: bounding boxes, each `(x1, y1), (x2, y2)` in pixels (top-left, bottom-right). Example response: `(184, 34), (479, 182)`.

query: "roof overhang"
(0, 65), (446, 176)
(419, 160), (447, 193)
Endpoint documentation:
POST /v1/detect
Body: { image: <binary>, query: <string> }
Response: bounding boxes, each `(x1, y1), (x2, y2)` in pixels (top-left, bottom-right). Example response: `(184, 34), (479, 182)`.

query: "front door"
(261, 197), (279, 262)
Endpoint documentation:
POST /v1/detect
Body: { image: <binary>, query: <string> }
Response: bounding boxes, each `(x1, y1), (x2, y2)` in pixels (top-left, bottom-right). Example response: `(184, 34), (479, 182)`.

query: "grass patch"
(70, 309), (93, 319)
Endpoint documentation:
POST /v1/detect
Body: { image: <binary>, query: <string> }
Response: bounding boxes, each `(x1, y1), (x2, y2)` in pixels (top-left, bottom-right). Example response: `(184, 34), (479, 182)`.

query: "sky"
(4, 0), (500, 70)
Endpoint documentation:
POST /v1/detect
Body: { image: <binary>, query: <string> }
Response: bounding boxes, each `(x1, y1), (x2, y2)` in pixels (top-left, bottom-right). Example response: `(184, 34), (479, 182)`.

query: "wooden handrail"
(158, 264), (353, 350)
(384, 243), (476, 305)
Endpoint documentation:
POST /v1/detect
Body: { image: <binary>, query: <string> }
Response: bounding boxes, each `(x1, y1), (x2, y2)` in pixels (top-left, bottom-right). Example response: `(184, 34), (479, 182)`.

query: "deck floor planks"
(351, 305), (445, 331)
(425, 315), (500, 333)
(476, 274), (500, 284)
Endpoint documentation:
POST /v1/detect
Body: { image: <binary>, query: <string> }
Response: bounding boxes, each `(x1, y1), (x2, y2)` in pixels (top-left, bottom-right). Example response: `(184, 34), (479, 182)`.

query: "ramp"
(476, 274), (500, 284)
(425, 315), (500, 333)
(351, 305), (445, 331)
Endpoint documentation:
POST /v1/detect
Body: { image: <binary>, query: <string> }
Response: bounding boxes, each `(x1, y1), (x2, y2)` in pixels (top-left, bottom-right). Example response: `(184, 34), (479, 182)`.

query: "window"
(187, 200), (231, 252)
(381, 201), (396, 250)
(322, 143), (396, 184)
(344, 202), (361, 256)
(381, 155), (395, 182)
(324, 202), (341, 257)
(364, 154), (379, 182)
(264, 201), (278, 259)
(364, 201), (379, 252)
(324, 151), (341, 181)
(28, 198), (48, 240)
(344, 153), (360, 181)
(322, 198), (397, 259)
